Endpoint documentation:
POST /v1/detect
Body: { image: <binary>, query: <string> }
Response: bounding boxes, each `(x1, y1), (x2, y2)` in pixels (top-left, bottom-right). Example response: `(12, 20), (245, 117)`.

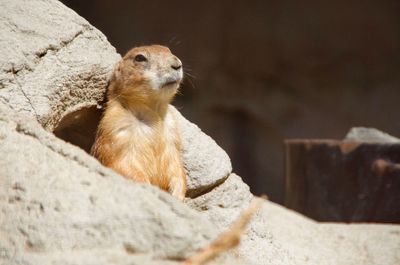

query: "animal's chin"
(161, 80), (180, 89)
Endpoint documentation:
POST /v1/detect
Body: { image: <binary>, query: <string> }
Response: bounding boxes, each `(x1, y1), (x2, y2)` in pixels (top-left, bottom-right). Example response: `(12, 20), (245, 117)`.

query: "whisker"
(184, 74), (196, 89)
(176, 88), (184, 96)
(184, 71), (197, 79)
(168, 36), (181, 46)
(183, 66), (193, 72)
(169, 36), (176, 44)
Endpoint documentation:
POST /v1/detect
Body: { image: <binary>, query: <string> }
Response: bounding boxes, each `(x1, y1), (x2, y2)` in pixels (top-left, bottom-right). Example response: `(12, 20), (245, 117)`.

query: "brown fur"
(91, 45), (186, 200)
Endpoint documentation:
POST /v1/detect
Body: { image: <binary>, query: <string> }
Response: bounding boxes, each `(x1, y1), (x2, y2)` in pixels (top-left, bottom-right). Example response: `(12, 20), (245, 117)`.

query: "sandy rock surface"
(0, 104), (244, 265)
(189, 174), (400, 265)
(0, 0), (120, 130)
(345, 127), (400, 143)
(172, 107), (232, 197)
(188, 174), (296, 265)
(0, 104), (209, 264)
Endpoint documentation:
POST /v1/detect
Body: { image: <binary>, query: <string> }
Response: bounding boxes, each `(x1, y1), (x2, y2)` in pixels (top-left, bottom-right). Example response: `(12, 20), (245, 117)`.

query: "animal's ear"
(107, 61), (123, 98)
(113, 61), (122, 81)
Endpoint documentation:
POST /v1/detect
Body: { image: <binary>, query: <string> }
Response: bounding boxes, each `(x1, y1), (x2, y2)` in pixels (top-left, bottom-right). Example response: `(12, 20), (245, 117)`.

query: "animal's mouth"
(162, 80), (178, 87)
(161, 77), (181, 88)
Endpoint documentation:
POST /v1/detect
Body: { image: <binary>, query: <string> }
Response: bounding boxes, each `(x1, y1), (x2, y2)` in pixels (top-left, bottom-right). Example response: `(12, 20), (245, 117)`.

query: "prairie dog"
(91, 45), (186, 200)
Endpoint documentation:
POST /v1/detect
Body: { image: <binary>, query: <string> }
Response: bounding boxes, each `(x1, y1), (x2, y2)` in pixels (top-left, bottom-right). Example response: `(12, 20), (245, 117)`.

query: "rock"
(265, 201), (400, 265)
(188, 174), (297, 265)
(188, 173), (400, 265)
(10, 251), (180, 265)
(318, 223), (400, 265)
(0, 104), (246, 265)
(172, 107), (232, 197)
(0, 0), (120, 131)
(345, 127), (400, 143)
(187, 174), (253, 228)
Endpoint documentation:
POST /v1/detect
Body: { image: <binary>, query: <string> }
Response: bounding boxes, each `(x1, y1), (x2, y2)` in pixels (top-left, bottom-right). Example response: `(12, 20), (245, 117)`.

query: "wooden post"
(284, 139), (400, 223)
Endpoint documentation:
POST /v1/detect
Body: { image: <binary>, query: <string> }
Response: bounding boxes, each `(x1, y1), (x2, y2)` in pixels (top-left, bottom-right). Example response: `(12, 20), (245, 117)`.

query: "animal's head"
(109, 45), (183, 106)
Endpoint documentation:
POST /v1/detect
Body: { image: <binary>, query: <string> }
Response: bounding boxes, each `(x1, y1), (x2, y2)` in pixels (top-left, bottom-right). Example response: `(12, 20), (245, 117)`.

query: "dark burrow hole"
(53, 106), (103, 153)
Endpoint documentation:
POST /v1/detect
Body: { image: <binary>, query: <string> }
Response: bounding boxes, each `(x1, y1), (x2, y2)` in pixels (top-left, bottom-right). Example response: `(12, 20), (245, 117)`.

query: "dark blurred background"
(61, 0), (400, 204)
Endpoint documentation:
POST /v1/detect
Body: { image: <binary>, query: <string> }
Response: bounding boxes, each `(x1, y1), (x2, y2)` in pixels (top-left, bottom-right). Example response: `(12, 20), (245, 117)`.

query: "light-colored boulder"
(0, 104), (201, 261)
(188, 174), (297, 265)
(0, 104), (245, 265)
(264, 200), (400, 265)
(345, 127), (400, 143)
(9, 251), (180, 265)
(0, 0), (120, 131)
(172, 107), (232, 197)
(188, 173), (400, 265)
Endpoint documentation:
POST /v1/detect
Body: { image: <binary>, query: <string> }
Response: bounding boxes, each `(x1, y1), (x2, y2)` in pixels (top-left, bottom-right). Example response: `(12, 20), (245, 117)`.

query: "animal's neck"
(107, 82), (174, 121)
(130, 98), (169, 120)
(109, 96), (170, 125)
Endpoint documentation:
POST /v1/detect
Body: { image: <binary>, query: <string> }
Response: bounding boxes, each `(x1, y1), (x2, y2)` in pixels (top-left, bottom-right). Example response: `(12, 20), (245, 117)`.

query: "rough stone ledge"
(172, 106), (232, 198)
(1, 104), (241, 264)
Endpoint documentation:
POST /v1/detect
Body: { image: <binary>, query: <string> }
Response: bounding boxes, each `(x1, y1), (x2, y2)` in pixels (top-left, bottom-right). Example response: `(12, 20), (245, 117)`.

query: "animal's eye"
(134, 54), (147, 62)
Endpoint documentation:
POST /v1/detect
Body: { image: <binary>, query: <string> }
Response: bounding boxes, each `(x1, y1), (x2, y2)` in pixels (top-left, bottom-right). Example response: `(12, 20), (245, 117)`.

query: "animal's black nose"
(171, 64), (182, 70)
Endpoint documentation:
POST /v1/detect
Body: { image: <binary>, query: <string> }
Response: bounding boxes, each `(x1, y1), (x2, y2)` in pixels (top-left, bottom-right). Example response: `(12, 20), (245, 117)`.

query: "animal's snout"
(170, 57), (182, 71)
(171, 64), (182, 70)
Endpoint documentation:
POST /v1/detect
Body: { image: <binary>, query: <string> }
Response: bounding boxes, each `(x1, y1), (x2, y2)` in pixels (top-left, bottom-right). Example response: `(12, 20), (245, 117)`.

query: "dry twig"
(182, 196), (266, 265)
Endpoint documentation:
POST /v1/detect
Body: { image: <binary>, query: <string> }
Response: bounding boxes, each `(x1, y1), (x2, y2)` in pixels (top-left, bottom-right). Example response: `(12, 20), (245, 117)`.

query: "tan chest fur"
(92, 102), (185, 194)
